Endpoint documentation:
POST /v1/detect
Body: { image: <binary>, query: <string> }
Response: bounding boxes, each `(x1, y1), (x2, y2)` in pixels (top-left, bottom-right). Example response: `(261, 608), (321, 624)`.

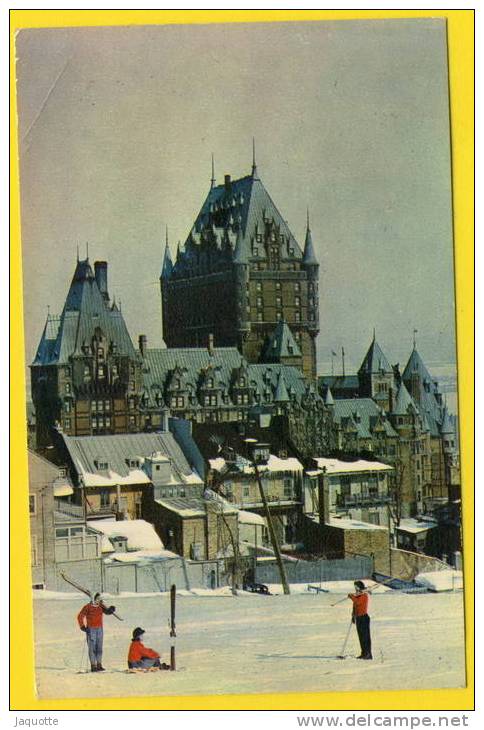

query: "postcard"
(10, 10), (474, 711)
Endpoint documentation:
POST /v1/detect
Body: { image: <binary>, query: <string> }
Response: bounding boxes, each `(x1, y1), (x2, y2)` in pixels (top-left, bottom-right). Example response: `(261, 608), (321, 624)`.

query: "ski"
(169, 584), (176, 671)
(59, 571), (123, 621)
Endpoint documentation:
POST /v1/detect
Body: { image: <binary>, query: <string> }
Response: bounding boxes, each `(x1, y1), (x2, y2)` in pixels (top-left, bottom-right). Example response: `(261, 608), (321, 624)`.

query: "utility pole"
(252, 459), (291, 595)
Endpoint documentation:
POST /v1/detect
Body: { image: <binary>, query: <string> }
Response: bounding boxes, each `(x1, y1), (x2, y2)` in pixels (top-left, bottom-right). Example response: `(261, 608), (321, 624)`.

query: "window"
(243, 485), (250, 498)
(112, 364), (118, 377)
(29, 494), (36, 515)
(98, 365), (105, 377)
(257, 312), (263, 322)
(64, 400), (71, 413)
(295, 296), (301, 307)
(100, 489), (110, 508)
(104, 417), (111, 428)
(309, 297), (314, 307)
(295, 311), (301, 322)
(95, 460), (109, 470)
(256, 296), (263, 307)
(129, 415), (136, 425)
(276, 311), (282, 321)
(65, 366), (71, 377)
(84, 366), (90, 377)
(31, 535), (38, 566)
(64, 418), (71, 430)
(65, 383), (71, 394)
(256, 234), (262, 243)
(276, 296), (282, 307)
(207, 378), (214, 388)
(284, 478), (293, 497)
(276, 282), (281, 291)
(294, 282), (300, 292)
(91, 417), (97, 429)
(256, 282), (262, 292)
(97, 347), (104, 361)
(210, 395), (217, 406)
(253, 247), (259, 256)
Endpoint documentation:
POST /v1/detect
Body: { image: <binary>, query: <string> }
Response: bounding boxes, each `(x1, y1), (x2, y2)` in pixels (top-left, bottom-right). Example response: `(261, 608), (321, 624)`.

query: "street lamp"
(244, 438), (291, 595)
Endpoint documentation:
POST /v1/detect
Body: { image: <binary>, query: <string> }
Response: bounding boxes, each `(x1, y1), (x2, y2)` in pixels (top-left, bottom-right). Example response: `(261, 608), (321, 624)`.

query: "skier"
(77, 592), (116, 672)
(347, 580), (372, 660)
(127, 627), (170, 672)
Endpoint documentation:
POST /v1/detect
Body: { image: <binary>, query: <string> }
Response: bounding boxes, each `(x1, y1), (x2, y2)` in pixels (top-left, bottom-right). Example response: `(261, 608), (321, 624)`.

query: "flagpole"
(342, 347), (345, 377)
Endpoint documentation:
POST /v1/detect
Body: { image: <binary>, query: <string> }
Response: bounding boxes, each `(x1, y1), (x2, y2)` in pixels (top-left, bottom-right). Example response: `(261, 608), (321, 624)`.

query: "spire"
(251, 137), (259, 179)
(413, 328), (418, 350)
(303, 212), (318, 266)
(233, 226), (250, 265)
(324, 386), (334, 406)
(211, 153), (215, 189)
(373, 327), (376, 342)
(161, 227), (173, 279)
(274, 370), (290, 403)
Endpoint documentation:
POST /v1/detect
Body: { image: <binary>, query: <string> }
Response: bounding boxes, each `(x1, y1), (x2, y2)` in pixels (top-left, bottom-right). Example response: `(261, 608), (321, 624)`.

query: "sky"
(16, 19), (456, 378)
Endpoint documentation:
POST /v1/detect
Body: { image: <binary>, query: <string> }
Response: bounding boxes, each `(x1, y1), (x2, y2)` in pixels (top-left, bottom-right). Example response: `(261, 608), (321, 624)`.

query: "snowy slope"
(33, 589), (466, 699)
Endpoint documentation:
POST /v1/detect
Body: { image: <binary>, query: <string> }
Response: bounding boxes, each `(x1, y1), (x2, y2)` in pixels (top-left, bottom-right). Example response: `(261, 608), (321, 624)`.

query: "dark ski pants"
(86, 627), (103, 666)
(128, 658), (161, 670)
(355, 614), (372, 658)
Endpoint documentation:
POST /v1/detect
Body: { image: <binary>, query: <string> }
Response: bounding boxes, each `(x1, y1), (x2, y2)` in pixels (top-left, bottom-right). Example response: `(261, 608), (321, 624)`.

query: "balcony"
(54, 499), (84, 519)
(336, 493), (391, 509)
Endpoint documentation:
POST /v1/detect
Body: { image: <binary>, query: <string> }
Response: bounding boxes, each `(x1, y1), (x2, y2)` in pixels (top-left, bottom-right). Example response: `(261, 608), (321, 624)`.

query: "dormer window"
(256, 234), (262, 243)
(95, 459), (109, 470)
(239, 377), (246, 387)
(126, 458), (140, 469)
(97, 347), (104, 361)
(98, 365), (105, 377)
(207, 378), (214, 388)
(253, 247), (259, 257)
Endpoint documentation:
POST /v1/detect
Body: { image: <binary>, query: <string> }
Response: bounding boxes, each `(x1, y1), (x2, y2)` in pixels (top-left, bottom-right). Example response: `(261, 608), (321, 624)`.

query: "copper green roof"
(261, 320), (302, 361)
(391, 383), (418, 416)
(32, 259), (137, 366)
(358, 338), (392, 375)
(332, 398), (398, 439)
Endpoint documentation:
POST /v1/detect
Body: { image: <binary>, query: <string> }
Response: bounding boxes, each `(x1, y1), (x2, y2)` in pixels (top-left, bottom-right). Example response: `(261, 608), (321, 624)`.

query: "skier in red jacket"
(127, 627), (170, 672)
(348, 580), (372, 660)
(77, 592), (116, 672)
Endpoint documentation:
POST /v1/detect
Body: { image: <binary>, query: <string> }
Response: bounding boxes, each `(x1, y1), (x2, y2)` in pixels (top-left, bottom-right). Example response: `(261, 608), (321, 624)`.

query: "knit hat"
(132, 627), (145, 640)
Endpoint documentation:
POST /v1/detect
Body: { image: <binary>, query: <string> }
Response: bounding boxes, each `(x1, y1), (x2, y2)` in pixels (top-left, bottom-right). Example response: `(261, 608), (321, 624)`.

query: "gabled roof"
(391, 383), (418, 416)
(62, 431), (202, 487)
(332, 398), (398, 439)
(358, 337), (392, 375)
(32, 259), (137, 366)
(261, 320), (302, 361)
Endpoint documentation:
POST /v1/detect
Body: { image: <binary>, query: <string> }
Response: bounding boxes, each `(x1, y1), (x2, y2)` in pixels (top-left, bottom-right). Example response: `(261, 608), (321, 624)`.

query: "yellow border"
(10, 9), (474, 711)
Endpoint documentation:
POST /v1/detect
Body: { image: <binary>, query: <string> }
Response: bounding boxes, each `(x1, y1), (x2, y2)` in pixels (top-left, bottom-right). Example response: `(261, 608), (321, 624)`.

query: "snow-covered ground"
(33, 585), (466, 699)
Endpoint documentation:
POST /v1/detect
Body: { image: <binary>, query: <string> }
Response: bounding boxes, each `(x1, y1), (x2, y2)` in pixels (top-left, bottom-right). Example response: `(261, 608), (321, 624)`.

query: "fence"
(255, 555), (373, 585)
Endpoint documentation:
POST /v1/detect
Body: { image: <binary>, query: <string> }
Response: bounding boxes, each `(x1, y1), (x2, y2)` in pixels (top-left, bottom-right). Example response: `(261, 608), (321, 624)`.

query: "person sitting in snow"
(127, 627), (170, 672)
(77, 592), (116, 672)
(347, 580), (372, 660)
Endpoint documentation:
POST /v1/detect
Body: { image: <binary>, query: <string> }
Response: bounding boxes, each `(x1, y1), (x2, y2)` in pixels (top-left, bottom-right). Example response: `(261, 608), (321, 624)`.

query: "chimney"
(94, 261), (109, 302)
(224, 174), (231, 192)
(139, 334), (147, 357)
(208, 333), (214, 356)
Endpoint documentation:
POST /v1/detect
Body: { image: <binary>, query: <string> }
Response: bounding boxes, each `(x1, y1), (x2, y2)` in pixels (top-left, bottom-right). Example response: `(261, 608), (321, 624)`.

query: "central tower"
(161, 152), (320, 379)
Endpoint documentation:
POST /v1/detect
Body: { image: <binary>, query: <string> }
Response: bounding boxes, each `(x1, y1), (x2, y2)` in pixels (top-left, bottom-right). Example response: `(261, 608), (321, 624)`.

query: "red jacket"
(77, 602), (106, 629)
(348, 592), (369, 617)
(128, 640), (160, 663)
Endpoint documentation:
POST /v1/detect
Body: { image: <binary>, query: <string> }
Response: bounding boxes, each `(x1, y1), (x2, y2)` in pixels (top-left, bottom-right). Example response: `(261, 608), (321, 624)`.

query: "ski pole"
(337, 617), (354, 659)
(330, 577), (395, 607)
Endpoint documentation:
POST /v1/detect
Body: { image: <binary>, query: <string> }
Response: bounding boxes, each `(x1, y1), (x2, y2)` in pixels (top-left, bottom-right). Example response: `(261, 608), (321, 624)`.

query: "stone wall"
(389, 547), (453, 580)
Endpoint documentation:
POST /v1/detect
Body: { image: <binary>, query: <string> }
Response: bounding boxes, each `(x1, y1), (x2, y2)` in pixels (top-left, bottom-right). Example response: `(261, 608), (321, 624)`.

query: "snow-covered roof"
(397, 518), (437, 535)
(238, 510), (266, 526)
(314, 458), (393, 475)
(209, 453), (303, 475)
(327, 517), (388, 532)
(90, 519), (164, 551)
(156, 496), (238, 517)
(106, 549), (179, 563)
(62, 431), (203, 488)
